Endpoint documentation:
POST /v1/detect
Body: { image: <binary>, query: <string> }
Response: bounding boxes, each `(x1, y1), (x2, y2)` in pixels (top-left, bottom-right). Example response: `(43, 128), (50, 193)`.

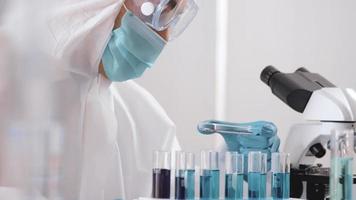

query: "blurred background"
(137, 0), (356, 154)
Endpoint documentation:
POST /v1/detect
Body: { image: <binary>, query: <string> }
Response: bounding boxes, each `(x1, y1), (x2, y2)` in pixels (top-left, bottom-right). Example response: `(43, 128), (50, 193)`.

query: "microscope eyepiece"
(260, 65), (335, 113)
(296, 67), (309, 73)
(260, 65), (280, 86)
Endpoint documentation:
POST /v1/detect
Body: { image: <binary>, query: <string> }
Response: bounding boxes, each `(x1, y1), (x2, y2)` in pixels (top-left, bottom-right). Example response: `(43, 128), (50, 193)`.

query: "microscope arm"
(303, 88), (356, 122)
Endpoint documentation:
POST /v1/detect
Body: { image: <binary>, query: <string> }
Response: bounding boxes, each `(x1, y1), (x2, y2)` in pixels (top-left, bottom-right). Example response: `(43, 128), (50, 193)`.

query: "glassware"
(248, 151), (262, 200)
(271, 152), (290, 199)
(329, 129), (354, 200)
(152, 151), (171, 199)
(185, 152), (195, 199)
(260, 153), (268, 198)
(175, 151), (186, 199)
(200, 150), (220, 200)
(225, 152), (244, 200)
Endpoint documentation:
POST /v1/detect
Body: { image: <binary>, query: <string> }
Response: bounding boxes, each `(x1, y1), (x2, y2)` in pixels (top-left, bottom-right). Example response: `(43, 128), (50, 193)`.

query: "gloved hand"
(199, 120), (280, 172)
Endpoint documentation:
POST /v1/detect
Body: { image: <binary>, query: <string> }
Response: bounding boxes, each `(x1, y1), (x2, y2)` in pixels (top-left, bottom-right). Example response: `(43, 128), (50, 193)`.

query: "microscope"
(261, 66), (356, 199)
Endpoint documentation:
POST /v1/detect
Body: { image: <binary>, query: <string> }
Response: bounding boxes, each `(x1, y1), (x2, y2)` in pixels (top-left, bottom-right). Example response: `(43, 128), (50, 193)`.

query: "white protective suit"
(0, 0), (180, 200)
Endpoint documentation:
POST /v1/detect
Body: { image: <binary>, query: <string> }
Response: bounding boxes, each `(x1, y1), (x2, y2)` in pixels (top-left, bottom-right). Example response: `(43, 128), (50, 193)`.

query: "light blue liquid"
(200, 169), (220, 200)
(225, 173), (243, 200)
(272, 172), (290, 199)
(185, 169), (195, 199)
(260, 173), (267, 198)
(330, 157), (353, 200)
(248, 172), (261, 199)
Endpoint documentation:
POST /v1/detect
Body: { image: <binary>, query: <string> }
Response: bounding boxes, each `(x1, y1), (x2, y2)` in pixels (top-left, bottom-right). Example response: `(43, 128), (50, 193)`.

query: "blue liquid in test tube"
(332, 157), (353, 199)
(225, 174), (244, 199)
(248, 151), (263, 200)
(271, 152), (291, 199)
(260, 173), (267, 198)
(200, 169), (220, 199)
(225, 152), (244, 200)
(185, 169), (195, 199)
(175, 152), (196, 200)
(185, 152), (195, 199)
(248, 172), (261, 199)
(200, 151), (220, 200)
(329, 130), (354, 200)
(260, 153), (267, 199)
(272, 172), (290, 199)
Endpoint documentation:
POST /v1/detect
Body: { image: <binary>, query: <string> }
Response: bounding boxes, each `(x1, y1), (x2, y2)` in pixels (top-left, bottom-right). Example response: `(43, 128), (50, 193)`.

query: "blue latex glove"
(102, 11), (166, 82)
(199, 121), (280, 172)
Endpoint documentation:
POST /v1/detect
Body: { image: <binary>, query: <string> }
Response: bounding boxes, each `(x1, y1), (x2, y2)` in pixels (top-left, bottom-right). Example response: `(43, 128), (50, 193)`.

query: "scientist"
(46, 0), (198, 200)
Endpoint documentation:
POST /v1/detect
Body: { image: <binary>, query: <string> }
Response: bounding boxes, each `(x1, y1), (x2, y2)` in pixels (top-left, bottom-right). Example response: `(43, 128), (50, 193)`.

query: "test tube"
(329, 129), (354, 200)
(175, 151), (186, 199)
(271, 152), (290, 199)
(185, 152), (195, 199)
(152, 151), (171, 199)
(248, 151), (262, 200)
(260, 153), (268, 198)
(200, 151), (220, 200)
(225, 152), (244, 200)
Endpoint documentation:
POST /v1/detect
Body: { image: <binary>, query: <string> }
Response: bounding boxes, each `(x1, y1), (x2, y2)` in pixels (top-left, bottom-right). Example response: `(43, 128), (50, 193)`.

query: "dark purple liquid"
(152, 168), (171, 198)
(175, 176), (185, 199)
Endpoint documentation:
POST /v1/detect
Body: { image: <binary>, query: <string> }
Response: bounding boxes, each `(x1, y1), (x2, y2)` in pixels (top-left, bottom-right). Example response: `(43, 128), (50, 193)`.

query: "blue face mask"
(102, 11), (166, 82)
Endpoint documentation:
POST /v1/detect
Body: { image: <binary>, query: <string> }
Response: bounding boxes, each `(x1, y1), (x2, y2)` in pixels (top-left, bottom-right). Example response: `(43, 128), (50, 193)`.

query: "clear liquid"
(260, 173), (267, 198)
(225, 173), (243, 200)
(248, 172), (261, 200)
(330, 157), (353, 200)
(185, 169), (195, 199)
(200, 169), (220, 200)
(152, 168), (171, 199)
(272, 172), (290, 199)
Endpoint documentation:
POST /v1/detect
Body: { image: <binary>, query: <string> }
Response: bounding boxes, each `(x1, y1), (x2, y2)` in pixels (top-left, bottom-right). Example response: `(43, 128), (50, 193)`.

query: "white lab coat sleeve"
(76, 75), (124, 200)
(48, 0), (122, 79)
(110, 80), (181, 200)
